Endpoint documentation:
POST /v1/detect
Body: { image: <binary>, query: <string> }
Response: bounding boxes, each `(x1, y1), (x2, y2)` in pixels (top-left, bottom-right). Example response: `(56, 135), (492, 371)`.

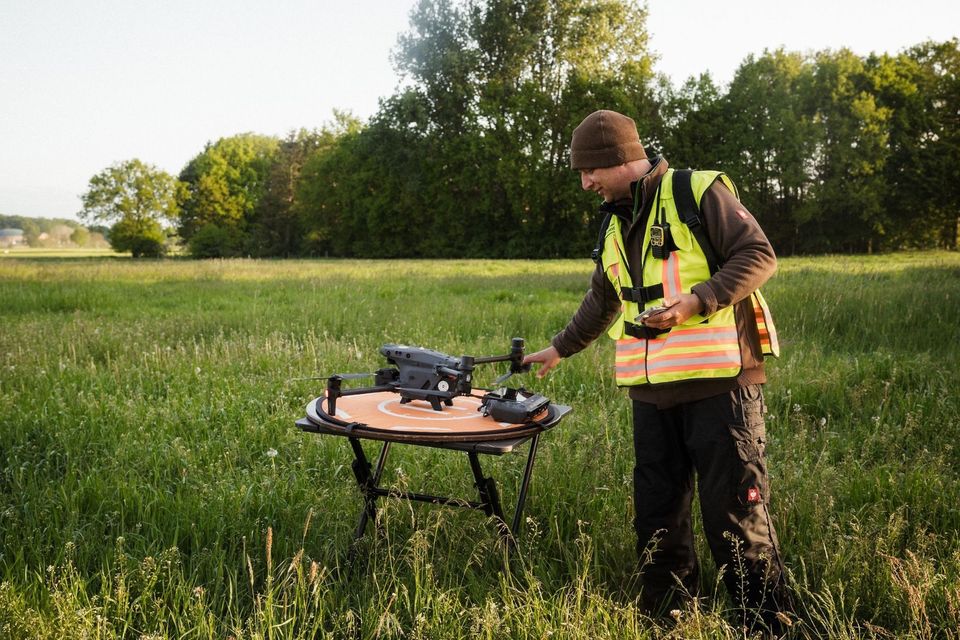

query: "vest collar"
(629, 156), (669, 218)
(599, 199), (633, 226)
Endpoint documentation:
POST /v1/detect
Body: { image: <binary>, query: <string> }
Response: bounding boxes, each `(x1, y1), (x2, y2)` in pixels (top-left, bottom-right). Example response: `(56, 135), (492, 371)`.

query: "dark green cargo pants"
(632, 384), (788, 625)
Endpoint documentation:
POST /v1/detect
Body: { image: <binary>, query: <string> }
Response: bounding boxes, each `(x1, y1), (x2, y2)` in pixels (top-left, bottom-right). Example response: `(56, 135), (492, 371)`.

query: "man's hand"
(523, 345), (562, 379)
(642, 293), (704, 330)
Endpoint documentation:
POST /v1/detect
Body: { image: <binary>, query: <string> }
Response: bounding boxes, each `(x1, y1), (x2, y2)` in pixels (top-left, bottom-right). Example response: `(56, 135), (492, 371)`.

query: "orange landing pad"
(308, 392), (547, 434)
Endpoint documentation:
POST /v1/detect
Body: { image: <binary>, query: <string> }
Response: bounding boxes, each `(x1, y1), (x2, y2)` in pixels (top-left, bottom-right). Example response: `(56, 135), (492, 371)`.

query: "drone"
(309, 338), (550, 424)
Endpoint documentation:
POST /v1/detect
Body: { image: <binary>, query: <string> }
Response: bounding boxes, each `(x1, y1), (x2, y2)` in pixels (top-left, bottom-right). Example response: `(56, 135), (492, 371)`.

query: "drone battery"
(374, 368), (400, 386)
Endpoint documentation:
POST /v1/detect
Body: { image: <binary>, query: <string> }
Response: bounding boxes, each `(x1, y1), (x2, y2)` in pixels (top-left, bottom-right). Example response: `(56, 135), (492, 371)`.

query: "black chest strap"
(672, 169), (722, 275)
(591, 203), (632, 264)
(621, 283), (664, 303)
(591, 209), (614, 264)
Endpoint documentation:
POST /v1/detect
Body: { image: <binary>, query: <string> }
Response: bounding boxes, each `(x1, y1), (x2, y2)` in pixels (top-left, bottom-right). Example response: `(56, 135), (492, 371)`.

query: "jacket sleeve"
(550, 263), (622, 358)
(690, 181), (777, 316)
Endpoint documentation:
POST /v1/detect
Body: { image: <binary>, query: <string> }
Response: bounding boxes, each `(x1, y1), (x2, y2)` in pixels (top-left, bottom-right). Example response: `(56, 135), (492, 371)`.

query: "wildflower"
(195, 367), (201, 374)
(872, 415), (881, 424)
(775, 611), (794, 627)
(819, 417), (827, 427)
(266, 448), (278, 458)
(793, 403), (801, 413)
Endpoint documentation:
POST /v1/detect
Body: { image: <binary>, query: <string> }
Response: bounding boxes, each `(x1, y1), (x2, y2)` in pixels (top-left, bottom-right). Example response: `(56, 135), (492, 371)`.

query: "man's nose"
(580, 171), (593, 190)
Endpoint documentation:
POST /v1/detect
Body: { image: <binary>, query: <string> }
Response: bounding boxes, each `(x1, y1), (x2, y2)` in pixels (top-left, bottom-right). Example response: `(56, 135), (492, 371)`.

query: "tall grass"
(1, 252), (958, 638)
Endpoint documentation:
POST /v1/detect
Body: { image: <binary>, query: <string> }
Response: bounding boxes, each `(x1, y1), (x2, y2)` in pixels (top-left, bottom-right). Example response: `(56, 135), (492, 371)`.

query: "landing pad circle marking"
(377, 397), (481, 421)
(321, 392), (515, 431)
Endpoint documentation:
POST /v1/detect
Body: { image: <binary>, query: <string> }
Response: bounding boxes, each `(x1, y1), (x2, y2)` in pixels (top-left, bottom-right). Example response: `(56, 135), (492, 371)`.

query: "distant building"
(0, 228), (26, 247)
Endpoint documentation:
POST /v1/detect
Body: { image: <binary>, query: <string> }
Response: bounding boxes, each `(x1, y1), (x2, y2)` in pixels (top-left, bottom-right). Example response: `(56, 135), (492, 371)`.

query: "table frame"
(296, 402), (569, 546)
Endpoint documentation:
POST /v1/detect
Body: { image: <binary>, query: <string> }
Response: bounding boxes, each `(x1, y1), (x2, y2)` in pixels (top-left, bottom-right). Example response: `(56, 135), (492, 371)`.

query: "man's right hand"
(523, 345), (562, 378)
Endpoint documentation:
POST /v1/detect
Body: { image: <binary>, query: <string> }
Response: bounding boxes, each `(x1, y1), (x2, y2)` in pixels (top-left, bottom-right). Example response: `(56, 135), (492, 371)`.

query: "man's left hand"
(642, 293), (704, 330)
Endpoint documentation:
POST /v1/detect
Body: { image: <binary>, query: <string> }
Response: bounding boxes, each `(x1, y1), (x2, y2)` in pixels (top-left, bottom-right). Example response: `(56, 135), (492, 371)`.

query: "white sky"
(1, 0), (957, 220)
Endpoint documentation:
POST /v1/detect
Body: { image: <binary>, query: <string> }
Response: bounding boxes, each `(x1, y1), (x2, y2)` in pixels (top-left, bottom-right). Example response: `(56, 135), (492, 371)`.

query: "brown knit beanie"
(570, 110), (646, 170)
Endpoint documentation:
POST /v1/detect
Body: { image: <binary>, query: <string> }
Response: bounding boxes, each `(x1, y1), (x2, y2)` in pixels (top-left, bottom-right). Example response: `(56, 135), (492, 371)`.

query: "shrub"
(187, 223), (246, 258)
(108, 218), (166, 257)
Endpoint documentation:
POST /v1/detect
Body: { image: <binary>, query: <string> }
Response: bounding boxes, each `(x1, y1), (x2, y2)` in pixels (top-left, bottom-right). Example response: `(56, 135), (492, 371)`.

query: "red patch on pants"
(746, 487), (762, 503)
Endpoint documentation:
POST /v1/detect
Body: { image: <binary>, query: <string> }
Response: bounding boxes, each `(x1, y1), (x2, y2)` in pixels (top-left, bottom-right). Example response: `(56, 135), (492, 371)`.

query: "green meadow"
(1, 252), (958, 639)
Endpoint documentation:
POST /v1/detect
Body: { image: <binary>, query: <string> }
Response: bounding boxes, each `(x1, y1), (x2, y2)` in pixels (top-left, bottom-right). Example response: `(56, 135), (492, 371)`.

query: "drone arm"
(473, 338), (530, 375)
(326, 371), (399, 416)
(340, 385), (400, 396)
(471, 354), (512, 364)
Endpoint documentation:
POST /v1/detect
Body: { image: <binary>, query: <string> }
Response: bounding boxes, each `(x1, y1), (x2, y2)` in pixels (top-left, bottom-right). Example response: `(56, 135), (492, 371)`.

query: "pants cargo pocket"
(733, 433), (767, 514)
(729, 386), (769, 517)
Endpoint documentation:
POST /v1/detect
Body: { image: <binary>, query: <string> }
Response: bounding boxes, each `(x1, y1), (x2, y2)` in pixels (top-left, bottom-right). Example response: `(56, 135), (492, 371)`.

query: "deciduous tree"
(78, 159), (180, 257)
(177, 133), (279, 255)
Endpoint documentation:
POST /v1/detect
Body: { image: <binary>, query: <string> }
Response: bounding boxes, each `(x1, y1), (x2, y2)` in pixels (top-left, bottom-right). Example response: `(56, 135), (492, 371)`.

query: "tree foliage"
(177, 133), (280, 254)
(85, 1), (955, 259)
(253, 117), (360, 257)
(297, 0), (658, 258)
(662, 39), (959, 253)
(78, 159), (180, 257)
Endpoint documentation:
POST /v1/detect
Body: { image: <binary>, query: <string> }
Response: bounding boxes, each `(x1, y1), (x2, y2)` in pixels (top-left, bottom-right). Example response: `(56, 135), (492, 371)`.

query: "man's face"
(579, 164), (633, 202)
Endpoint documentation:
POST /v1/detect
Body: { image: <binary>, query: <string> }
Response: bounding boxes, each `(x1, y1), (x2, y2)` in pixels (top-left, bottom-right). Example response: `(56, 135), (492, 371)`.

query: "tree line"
(77, 0), (959, 258)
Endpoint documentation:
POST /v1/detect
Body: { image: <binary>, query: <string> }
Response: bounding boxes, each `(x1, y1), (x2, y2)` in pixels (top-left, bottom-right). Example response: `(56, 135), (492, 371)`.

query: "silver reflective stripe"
(647, 354), (740, 370)
(660, 329), (738, 344)
(616, 364), (647, 374)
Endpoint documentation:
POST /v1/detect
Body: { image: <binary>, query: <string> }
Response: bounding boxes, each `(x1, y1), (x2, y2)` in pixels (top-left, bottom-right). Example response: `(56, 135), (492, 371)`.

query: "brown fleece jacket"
(551, 157), (778, 409)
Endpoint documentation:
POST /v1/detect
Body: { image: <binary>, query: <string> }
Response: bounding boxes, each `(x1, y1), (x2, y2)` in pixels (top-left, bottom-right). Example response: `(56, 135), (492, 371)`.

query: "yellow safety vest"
(600, 169), (779, 386)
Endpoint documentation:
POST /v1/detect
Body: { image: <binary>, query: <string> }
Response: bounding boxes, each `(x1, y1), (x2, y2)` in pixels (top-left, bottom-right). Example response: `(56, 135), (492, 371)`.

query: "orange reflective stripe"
(752, 301), (778, 354)
(647, 327), (739, 353)
(648, 348), (741, 364)
(615, 337), (647, 382)
(616, 366), (646, 378)
(646, 356), (742, 375)
(649, 337), (737, 352)
(650, 326), (734, 338)
(617, 344), (646, 357)
(661, 253), (681, 299)
(616, 338), (647, 358)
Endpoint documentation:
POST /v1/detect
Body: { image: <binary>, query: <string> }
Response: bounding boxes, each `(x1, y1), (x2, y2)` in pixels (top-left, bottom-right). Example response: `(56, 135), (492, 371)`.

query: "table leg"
(510, 433), (540, 535)
(349, 438), (391, 541)
(468, 451), (508, 537)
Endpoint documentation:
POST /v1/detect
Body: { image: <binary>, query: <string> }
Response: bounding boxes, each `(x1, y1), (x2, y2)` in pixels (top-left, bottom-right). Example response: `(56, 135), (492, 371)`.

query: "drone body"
(321, 338), (545, 420)
(380, 343), (475, 409)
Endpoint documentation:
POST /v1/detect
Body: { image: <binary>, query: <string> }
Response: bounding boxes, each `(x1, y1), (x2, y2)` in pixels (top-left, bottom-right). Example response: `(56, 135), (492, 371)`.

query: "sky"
(1, 0), (957, 221)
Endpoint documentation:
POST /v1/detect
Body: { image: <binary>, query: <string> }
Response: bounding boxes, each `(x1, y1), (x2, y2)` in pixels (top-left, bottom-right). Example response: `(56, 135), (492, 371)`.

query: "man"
(523, 110), (789, 631)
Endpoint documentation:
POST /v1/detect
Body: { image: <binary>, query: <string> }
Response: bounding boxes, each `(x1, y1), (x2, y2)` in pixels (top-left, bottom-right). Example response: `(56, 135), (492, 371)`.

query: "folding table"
(296, 393), (571, 544)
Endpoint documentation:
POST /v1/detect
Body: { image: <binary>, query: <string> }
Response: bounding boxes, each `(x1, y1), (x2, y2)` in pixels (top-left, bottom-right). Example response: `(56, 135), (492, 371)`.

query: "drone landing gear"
(398, 395), (453, 411)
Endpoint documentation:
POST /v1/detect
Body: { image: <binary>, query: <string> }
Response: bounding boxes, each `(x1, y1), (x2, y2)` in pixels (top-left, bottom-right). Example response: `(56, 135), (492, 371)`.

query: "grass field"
(1, 252), (958, 639)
